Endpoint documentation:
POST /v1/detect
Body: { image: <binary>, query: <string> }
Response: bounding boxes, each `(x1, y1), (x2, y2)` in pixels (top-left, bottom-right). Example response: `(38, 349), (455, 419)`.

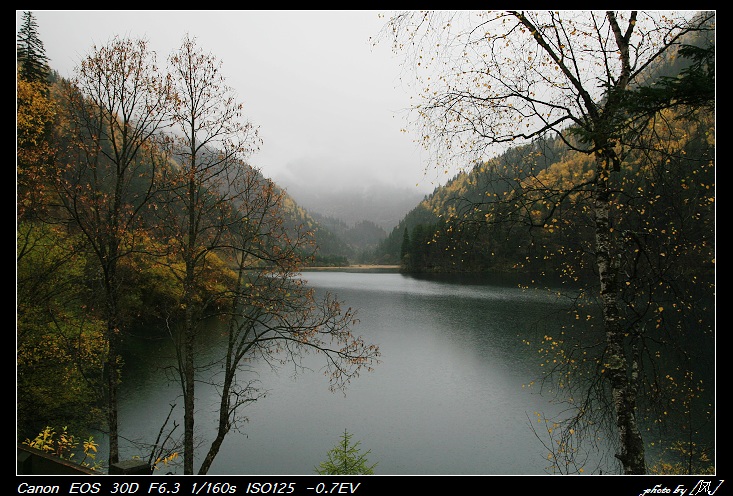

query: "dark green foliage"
(372, 203), (440, 265)
(620, 42), (714, 117)
(17, 11), (50, 85)
(400, 228), (410, 260)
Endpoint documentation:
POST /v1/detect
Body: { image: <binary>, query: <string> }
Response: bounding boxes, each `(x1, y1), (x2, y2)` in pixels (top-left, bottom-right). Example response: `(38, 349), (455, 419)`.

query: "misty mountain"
(280, 182), (427, 233)
(309, 213), (387, 255)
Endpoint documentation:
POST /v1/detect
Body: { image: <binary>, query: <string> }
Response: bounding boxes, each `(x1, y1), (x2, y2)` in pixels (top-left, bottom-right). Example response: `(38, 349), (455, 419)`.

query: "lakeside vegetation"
(17, 10), (714, 475)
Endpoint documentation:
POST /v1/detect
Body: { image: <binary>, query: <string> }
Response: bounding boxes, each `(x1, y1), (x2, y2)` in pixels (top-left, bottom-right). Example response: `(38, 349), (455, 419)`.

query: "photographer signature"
(640, 480), (724, 496)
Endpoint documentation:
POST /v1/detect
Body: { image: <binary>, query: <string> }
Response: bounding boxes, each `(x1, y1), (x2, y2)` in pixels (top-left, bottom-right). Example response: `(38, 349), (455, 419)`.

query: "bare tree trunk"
(183, 304), (196, 474)
(106, 315), (120, 466)
(197, 377), (231, 475)
(183, 172), (197, 475)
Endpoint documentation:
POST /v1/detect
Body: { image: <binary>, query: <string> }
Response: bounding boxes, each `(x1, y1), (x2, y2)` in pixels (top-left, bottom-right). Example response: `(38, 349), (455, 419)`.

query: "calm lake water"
(115, 271), (612, 475)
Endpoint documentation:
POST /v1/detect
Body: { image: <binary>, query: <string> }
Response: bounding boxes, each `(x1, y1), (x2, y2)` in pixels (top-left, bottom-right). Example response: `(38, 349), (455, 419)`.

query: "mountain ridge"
(279, 181), (427, 233)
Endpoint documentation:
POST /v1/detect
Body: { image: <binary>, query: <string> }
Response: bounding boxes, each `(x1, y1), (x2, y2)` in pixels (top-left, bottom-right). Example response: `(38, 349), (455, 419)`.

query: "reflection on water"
(116, 271), (609, 475)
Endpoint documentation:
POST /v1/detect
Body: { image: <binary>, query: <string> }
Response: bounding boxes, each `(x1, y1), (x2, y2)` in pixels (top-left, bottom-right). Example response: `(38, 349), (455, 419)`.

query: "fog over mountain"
(280, 180), (427, 233)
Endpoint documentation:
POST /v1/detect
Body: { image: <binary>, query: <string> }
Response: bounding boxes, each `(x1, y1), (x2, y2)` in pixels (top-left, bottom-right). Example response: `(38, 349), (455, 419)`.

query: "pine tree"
(400, 228), (411, 260)
(314, 430), (376, 475)
(17, 11), (50, 85)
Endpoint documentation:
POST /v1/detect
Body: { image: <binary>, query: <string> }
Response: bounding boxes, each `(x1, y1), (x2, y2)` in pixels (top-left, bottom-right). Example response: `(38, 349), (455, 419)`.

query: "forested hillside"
(375, 28), (714, 286)
(375, 106), (714, 282)
(17, 17), (380, 475)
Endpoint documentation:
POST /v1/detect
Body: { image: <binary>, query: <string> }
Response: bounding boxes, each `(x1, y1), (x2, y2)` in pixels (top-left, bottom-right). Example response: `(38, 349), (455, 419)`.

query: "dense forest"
(18, 10), (715, 476)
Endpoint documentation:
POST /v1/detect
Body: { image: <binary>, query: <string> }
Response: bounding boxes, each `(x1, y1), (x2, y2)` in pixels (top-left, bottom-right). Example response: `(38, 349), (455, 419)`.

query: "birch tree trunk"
(594, 160), (646, 474)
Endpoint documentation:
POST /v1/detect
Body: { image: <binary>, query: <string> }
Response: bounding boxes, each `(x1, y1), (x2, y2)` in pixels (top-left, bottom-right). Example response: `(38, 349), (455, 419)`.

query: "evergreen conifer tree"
(315, 429), (376, 475)
(400, 227), (411, 260)
(17, 11), (50, 85)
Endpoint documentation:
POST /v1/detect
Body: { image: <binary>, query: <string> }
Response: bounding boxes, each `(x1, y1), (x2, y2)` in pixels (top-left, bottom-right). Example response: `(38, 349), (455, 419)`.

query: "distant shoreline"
(302, 264), (400, 273)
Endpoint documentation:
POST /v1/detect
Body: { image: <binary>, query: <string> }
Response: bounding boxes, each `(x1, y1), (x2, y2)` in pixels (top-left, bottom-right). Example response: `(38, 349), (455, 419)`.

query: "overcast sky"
(17, 10), (441, 195)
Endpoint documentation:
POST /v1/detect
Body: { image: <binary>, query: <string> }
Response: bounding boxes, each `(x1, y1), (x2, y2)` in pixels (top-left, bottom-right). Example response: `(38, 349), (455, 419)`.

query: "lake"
(115, 270), (613, 475)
